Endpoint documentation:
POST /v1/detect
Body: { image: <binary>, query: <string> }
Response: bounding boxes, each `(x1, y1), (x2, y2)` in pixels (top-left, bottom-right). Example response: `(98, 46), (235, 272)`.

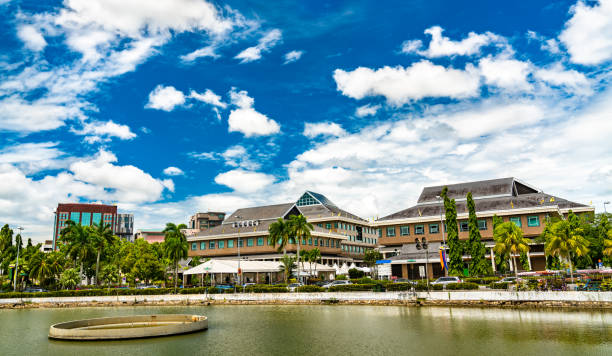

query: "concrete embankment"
(1, 291), (611, 309)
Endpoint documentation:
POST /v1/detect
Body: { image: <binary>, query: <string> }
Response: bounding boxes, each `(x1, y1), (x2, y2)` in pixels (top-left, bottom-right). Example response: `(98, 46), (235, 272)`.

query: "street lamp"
(13, 227), (23, 292)
(604, 201), (610, 214)
(415, 237), (430, 291)
(235, 215), (242, 290)
(436, 195), (448, 277)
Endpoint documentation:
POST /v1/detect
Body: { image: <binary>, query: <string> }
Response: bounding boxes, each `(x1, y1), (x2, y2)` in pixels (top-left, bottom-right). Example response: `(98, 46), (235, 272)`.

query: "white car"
(287, 283), (303, 291)
(430, 277), (462, 285)
(322, 280), (352, 289)
(498, 277), (525, 283)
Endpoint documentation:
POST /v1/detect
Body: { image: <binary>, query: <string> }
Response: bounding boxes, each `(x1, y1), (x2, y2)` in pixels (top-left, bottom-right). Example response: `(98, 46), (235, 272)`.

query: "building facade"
(52, 203), (117, 250)
(135, 230), (166, 244)
(374, 178), (594, 279)
(114, 213), (135, 241)
(184, 212), (226, 236)
(187, 191), (379, 265)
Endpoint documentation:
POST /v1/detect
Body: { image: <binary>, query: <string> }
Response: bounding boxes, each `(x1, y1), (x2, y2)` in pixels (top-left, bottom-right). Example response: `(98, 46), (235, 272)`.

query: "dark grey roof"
(193, 218), (337, 238)
(224, 203), (295, 223)
(417, 177), (540, 204)
(297, 204), (366, 222)
(306, 191), (337, 207)
(378, 192), (587, 221)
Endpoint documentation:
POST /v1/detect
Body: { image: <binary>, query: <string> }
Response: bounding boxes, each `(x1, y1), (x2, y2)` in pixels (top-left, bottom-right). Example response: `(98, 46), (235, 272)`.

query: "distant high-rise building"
(114, 213), (134, 241)
(52, 203), (117, 250)
(184, 212), (226, 236)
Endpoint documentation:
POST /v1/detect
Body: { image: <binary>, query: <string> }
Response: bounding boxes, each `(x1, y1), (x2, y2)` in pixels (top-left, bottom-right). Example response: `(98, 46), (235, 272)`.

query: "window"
(257, 237), (264, 246)
(334, 223), (338, 228)
(200, 242), (206, 250)
(238, 239), (243, 247)
(314, 239), (318, 246)
(478, 220), (487, 230)
(527, 216), (540, 227)
(378, 229), (382, 237)
(209, 241), (215, 249)
(296, 192), (318, 206)
(459, 221), (469, 232)
(289, 237), (295, 244)
(510, 217), (522, 227)
(336, 240), (340, 248)
(326, 223), (332, 229)
(400, 226), (410, 236)
(326, 239), (329, 247)
(92, 213), (102, 225)
(70, 212), (80, 223)
(308, 238), (312, 245)
(386, 227), (396, 237)
(429, 223), (439, 234)
(415, 225), (424, 235)
(218, 240), (225, 249)
(317, 223), (323, 228)
(247, 238), (254, 247)
(191, 243), (197, 250)
(228, 240), (234, 248)
(320, 239), (323, 246)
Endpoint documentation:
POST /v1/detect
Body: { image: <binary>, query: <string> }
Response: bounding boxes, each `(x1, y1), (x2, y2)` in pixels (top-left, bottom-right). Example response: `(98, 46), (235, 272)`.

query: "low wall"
(1, 291), (611, 309)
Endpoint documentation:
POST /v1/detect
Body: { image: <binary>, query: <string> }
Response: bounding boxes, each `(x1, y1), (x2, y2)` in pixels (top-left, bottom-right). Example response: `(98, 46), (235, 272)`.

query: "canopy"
(183, 259), (282, 275)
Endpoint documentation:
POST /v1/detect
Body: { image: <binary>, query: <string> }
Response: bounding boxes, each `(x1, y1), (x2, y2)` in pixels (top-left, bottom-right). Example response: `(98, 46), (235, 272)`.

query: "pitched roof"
(416, 177), (540, 204)
(296, 191), (366, 221)
(223, 203), (295, 224)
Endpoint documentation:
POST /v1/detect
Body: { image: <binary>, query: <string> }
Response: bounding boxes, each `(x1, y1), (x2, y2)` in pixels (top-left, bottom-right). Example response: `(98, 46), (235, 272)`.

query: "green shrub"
(414, 282), (443, 291)
(348, 268), (365, 279)
(446, 282), (479, 290)
(245, 284), (288, 293)
(489, 282), (510, 289)
(385, 282), (413, 291)
(335, 275), (347, 280)
(464, 277), (500, 285)
(328, 284), (375, 292)
(296, 285), (324, 292)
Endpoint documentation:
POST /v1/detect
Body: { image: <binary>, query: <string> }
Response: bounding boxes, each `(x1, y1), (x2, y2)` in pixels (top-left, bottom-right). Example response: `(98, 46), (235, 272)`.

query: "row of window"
(342, 245), (367, 253)
(191, 237), (343, 251)
(345, 236), (377, 244)
(384, 216), (540, 237)
(315, 222), (379, 235)
(58, 212), (113, 225)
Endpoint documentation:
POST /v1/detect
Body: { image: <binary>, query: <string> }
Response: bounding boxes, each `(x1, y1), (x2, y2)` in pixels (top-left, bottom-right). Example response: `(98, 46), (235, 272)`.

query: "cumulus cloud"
(214, 169), (274, 193)
(402, 26), (506, 57)
(303, 122), (347, 138)
(0, 142), (69, 174)
(190, 145), (261, 170)
(189, 89), (227, 108)
(355, 104), (381, 117)
(145, 85), (186, 111)
(163, 166), (184, 176)
(478, 56), (531, 91)
(180, 45), (221, 62)
(227, 89), (280, 136)
(73, 120), (137, 142)
(559, 0), (612, 65)
(333, 60), (480, 105)
(0, 96), (83, 132)
(17, 25), (47, 51)
(534, 63), (592, 95)
(283, 50), (304, 64)
(235, 29), (282, 63)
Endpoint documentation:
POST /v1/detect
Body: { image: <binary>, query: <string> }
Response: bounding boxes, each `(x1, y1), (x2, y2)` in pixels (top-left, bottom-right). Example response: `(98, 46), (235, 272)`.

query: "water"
(0, 305), (610, 355)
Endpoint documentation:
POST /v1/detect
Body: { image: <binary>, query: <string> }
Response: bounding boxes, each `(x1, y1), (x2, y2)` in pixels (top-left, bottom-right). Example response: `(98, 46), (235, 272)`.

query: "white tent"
(338, 263), (349, 275)
(183, 259), (282, 275)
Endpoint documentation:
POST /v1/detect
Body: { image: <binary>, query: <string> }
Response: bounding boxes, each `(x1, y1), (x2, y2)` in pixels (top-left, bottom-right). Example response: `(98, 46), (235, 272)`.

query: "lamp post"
(436, 195), (448, 277)
(13, 227), (23, 292)
(235, 215), (242, 290)
(604, 201), (610, 214)
(416, 238), (430, 291)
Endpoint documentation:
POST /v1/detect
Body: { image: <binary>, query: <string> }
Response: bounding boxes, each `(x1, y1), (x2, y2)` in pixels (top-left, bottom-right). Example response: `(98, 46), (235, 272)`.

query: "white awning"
(183, 259), (282, 275)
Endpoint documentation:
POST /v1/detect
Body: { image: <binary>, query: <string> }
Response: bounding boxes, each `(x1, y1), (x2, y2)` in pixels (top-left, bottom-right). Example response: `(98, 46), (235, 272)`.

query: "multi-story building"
(114, 213), (135, 241)
(52, 203), (117, 250)
(184, 212), (226, 236)
(134, 230), (166, 244)
(374, 178), (594, 279)
(187, 191), (379, 265)
(42, 240), (53, 253)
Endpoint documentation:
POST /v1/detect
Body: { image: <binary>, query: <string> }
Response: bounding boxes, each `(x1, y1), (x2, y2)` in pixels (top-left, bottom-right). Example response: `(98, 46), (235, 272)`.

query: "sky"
(1, 0), (611, 243)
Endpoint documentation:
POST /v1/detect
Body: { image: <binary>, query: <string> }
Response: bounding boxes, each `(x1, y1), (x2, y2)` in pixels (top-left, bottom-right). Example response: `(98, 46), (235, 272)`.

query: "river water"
(0, 305), (610, 355)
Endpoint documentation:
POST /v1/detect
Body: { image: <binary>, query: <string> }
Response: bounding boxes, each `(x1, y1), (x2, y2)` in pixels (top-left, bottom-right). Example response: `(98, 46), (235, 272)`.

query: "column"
(526, 251), (532, 271)
(490, 248), (496, 272)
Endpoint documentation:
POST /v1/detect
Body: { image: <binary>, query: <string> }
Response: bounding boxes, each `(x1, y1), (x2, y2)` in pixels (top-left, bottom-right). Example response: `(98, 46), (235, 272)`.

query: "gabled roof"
(417, 177), (540, 204)
(223, 203), (295, 224)
(296, 190), (366, 221)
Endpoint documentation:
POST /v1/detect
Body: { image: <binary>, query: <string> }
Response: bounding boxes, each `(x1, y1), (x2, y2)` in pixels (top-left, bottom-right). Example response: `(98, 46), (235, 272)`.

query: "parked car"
(215, 284), (234, 290)
(23, 287), (48, 293)
(242, 283), (256, 288)
(314, 281), (328, 287)
(322, 280), (352, 289)
(394, 278), (416, 285)
(498, 277), (525, 283)
(287, 283), (304, 291)
(430, 277), (462, 285)
(136, 285), (160, 289)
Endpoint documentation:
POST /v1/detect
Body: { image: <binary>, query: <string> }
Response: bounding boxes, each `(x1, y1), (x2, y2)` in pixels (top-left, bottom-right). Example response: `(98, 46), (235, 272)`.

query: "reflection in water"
(0, 305), (610, 356)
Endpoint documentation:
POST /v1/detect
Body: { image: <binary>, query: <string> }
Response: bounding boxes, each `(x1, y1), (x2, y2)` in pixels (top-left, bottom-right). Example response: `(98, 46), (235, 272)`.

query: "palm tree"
(544, 220), (589, 281)
(268, 218), (290, 254)
(309, 248), (322, 278)
(60, 223), (93, 285)
(91, 223), (114, 286)
(493, 222), (531, 281)
(604, 230), (612, 257)
(28, 251), (54, 286)
(288, 214), (313, 283)
(163, 222), (188, 290)
(279, 255), (296, 284)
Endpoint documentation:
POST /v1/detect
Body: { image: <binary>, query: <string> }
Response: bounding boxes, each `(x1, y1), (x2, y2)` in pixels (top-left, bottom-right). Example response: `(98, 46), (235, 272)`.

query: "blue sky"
(1, 0), (611, 242)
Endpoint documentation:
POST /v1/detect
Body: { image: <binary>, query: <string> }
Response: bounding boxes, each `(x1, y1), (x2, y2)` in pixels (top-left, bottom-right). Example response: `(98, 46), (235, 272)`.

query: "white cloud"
(559, 0), (612, 65)
(0, 96), (83, 132)
(191, 145), (261, 170)
(478, 56), (531, 91)
(163, 167), (184, 176)
(235, 29), (282, 63)
(303, 122), (346, 138)
(214, 169), (274, 193)
(227, 89), (280, 136)
(189, 89), (227, 108)
(17, 25), (47, 51)
(450, 143), (478, 156)
(73, 120), (137, 141)
(145, 85), (186, 111)
(333, 60), (480, 105)
(534, 63), (592, 95)
(402, 26), (506, 57)
(355, 104), (381, 117)
(0, 142), (69, 174)
(180, 45), (220, 62)
(283, 50), (304, 64)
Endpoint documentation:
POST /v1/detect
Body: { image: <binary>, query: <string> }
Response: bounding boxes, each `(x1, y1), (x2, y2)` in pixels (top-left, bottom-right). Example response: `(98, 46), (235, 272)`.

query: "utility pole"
(13, 227), (23, 292)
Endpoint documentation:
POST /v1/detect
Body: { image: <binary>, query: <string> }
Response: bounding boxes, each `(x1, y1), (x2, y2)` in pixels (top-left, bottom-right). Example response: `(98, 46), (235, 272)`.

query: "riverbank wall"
(2, 291), (612, 309)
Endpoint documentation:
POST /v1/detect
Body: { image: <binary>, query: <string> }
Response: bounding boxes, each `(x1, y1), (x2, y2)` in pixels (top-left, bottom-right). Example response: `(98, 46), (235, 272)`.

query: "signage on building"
(419, 266), (425, 277)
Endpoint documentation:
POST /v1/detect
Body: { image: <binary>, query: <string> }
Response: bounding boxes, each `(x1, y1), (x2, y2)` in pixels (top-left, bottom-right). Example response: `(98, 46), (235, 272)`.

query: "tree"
(90, 223), (114, 286)
(492, 215), (509, 273)
(466, 192), (492, 276)
(163, 223), (188, 289)
(441, 187), (462, 276)
(544, 219), (590, 281)
(59, 268), (80, 289)
(288, 214), (313, 282)
(280, 255), (296, 283)
(60, 223), (93, 285)
(100, 264), (119, 290)
(308, 248), (321, 278)
(364, 249), (382, 279)
(28, 251), (54, 286)
(494, 222), (531, 281)
(603, 229), (612, 259)
(268, 218), (290, 254)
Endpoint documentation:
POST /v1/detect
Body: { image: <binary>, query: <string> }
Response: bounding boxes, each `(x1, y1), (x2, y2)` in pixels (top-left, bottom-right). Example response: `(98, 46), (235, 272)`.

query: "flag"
(589, 201), (593, 205)
(550, 197), (555, 202)
(338, 212), (341, 216)
(439, 247), (447, 270)
(418, 209), (422, 217)
(539, 198), (544, 205)
(510, 201), (514, 209)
